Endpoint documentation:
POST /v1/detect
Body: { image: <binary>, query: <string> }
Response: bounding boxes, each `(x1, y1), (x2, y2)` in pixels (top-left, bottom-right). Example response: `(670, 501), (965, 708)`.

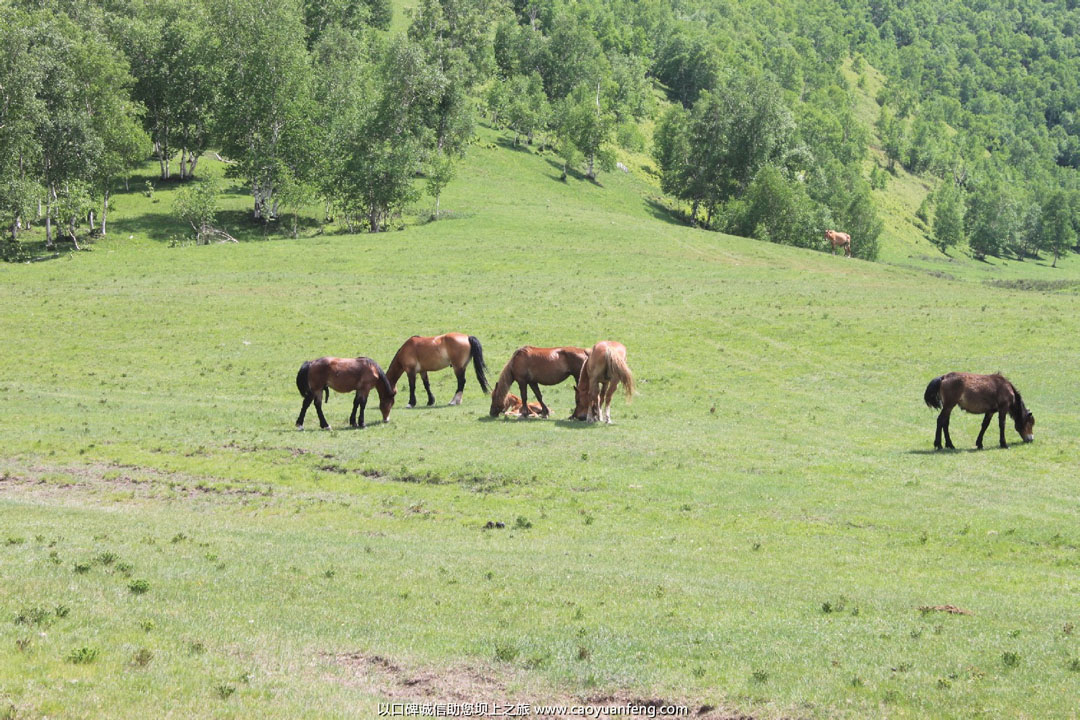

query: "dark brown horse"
(489, 346), (589, 418)
(924, 372), (1034, 449)
(571, 341), (635, 423)
(825, 229), (852, 257)
(295, 357), (395, 429)
(386, 333), (489, 408)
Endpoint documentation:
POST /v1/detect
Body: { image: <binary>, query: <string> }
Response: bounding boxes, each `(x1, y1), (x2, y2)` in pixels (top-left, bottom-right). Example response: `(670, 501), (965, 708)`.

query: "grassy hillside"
(842, 59), (1080, 285)
(1, 127), (1079, 719)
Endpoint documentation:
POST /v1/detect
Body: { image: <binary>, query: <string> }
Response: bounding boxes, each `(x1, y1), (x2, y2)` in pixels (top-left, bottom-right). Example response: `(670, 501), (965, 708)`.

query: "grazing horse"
(497, 393), (547, 417)
(825, 229), (852, 257)
(295, 357), (395, 430)
(386, 333), (489, 408)
(924, 372), (1034, 449)
(489, 346), (589, 418)
(571, 341), (635, 423)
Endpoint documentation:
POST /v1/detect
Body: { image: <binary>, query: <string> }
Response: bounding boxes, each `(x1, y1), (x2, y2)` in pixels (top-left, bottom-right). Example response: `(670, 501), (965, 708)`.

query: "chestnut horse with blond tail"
(489, 346), (588, 418)
(386, 333), (489, 408)
(295, 356), (396, 430)
(924, 372), (1034, 450)
(571, 341), (635, 423)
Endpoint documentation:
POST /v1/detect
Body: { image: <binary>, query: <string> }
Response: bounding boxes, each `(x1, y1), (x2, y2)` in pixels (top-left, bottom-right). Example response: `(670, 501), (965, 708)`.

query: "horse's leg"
(350, 391), (362, 427)
(407, 370), (417, 408)
(421, 371), (435, 406)
(517, 380), (531, 417)
(529, 382), (549, 417)
(998, 408), (1008, 448)
(976, 412), (993, 449)
(935, 406), (954, 449)
(603, 381), (618, 423)
(357, 390), (368, 429)
(296, 394), (313, 429)
(313, 392), (331, 430)
(941, 405), (954, 449)
(450, 367), (466, 405)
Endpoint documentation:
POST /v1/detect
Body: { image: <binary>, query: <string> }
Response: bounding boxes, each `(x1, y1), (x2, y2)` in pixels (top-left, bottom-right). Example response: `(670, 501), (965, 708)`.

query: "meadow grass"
(1, 124), (1079, 718)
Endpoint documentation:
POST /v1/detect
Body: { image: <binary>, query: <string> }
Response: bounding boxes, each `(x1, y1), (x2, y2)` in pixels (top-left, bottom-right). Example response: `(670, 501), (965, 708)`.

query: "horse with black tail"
(386, 333), (490, 407)
(924, 372), (1034, 449)
(296, 356), (396, 430)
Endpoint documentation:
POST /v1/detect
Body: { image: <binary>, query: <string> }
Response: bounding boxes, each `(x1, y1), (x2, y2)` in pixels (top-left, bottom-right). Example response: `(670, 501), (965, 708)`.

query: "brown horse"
(571, 341), (635, 423)
(488, 346), (589, 418)
(497, 393), (547, 417)
(924, 372), (1034, 449)
(386, 333), (489, 408)
(295, 357), (395, 429)
(825, 229), (852, 257)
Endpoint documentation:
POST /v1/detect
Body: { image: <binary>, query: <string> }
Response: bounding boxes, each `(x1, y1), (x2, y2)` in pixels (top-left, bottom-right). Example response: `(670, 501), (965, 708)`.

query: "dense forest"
(1, 0), (1079, 263)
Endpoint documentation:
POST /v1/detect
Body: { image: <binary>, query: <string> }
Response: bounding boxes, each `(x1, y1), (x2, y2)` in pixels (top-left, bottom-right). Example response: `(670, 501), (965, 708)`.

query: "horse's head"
(1010, 390), (1034, 442)
(570, 383), (594, 421)
(1017, 410), (1034, 442)
(380, 389), (396, 423)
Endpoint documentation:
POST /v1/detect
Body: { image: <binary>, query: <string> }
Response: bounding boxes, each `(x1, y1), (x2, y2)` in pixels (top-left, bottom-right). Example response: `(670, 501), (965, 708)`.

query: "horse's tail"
(297, 361), (328, 401)
(489, 360), (515, 415)
(468, 335), (490, 393)
(608, 348), (636, 401)
(296, 362), (311, 397)
(924, 376), (943, 410)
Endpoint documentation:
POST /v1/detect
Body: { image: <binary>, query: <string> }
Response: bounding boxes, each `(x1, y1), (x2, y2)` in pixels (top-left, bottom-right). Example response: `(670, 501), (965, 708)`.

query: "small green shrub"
(128, 579), (150, 595)
(67, 646), (98, 664)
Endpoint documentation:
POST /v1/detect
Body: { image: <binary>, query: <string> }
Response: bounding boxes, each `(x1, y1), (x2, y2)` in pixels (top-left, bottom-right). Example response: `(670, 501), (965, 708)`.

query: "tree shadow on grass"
(495, 136), (535, 154)
(643, 196), (689, 227)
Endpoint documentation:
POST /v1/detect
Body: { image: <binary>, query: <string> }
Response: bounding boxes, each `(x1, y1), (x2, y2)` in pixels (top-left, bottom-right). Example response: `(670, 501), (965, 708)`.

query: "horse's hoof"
(976, 444), (983, 450)
(359, 423), (366, 429)
(1001, 443), (1009, 449)
(296, 424), (304, 430)
(321, 425), (332, 431)
(406, 404), (415, 409)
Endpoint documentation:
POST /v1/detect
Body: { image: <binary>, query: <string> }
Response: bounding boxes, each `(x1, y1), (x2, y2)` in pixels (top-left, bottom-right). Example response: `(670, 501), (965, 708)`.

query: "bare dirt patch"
(325, 651), (756, 719)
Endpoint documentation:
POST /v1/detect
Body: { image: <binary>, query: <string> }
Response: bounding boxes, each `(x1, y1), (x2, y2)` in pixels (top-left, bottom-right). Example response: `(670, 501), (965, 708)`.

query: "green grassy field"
(2, 123), (1079, 719)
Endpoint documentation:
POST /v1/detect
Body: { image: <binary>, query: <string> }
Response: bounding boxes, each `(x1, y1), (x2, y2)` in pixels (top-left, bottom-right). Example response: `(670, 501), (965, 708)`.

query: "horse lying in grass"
(924, 372), (1034, 449)
(571, 341), (635, 423)
(386, 333), (489, 408)
(295, 357), (396, 429)
(825, 229), (852, 257)
(489, 346), (589, 418)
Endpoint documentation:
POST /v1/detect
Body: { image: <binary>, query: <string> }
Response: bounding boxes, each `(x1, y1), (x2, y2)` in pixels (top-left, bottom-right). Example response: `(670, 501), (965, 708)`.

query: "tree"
(212, 0), (316, 221)
(1040, 190), (1076, 267)
(730, 164), (823, 249)
(0, 9), (43, 249)
(505, 73), (549, 146)
(554, 83), (616, 181)
(123, 1), (216, 181)
(966, 180), (1021, 260)
(426, 149), (455, 218)
(932, 183), (964, 252)
(173, 178), (235, 243)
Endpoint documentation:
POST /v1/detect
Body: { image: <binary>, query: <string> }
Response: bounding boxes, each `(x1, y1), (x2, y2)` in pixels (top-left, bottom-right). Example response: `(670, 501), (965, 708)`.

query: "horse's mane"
(490, 349), (523, 408)
(361, 357), (394, 399)
(1009, 385), (1028, 425)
